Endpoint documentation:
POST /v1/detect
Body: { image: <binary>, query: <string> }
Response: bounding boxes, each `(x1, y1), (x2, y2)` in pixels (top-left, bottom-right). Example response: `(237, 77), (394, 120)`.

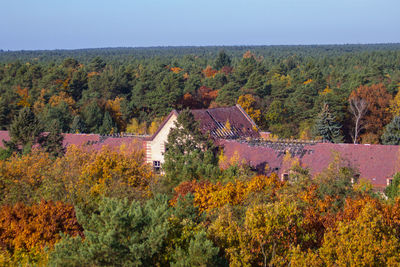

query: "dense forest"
(2, 44), (400, 266)
(1, 44), (400, 143)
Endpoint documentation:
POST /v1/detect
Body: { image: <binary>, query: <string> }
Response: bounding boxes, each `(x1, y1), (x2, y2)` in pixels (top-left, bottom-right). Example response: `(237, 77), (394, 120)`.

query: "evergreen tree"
(41, 102), (73, 133)
(315, 103), (343, 143)
(82, 101), (103, 133)
(70, 115), (87, 133)
(382, 116), (400, 145)
(99, 111), (117, 134)
(38, 121), (65, 158)
(88, 56), (106, 72)
(214, 50), (231, 70)
(163, 110), (220, 190)
(4, 107), (43, 153)
(49, 196), (172, 266)
(172, 230), (220, 267)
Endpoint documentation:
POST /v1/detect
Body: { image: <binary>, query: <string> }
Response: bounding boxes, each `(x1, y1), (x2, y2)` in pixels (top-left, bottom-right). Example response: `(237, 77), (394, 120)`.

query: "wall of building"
(146, 114), (178, 165)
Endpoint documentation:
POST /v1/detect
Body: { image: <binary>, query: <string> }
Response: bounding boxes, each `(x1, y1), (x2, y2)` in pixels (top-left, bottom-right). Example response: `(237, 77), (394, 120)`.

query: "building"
(143, 104), (260, 170)
(0, 104), (399, 190)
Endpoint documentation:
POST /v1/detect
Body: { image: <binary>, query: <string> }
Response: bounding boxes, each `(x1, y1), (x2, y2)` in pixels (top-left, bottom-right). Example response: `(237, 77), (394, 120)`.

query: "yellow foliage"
(106, 97), (126, 131)
(319, 202), (400, 266)
(194, 174), (281, 212)
(319, 86), (332, 96)
(390, 89), (400, 116)
(126, 118), (147, 135)
(59, 143), (153, 200)
(303, 79), (313, 85)
(237, 94), (261, 123)
(148, 117), (163, 135)
(16, 86), (31, 107)
(32, 89), (47, 114)
(0, 150), (53, 202)
(48, 91), (76, 113)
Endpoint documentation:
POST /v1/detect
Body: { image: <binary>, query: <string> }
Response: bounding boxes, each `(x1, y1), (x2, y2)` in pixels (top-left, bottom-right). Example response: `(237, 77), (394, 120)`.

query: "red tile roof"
(220, 139), (400, 190)
(0, 131), (145, 151)
(191, 105), (260, 139)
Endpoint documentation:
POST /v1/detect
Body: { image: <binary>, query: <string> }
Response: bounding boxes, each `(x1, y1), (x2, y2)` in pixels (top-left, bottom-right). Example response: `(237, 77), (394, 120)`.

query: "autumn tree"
(319, 203), (400, 266)
(349, 84), (393, 143)
(237, 94), (261, 124)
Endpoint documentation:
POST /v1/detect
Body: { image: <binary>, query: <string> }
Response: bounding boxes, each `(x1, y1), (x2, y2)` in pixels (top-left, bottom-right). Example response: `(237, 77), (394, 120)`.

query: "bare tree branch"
(349, 98), (368, 144)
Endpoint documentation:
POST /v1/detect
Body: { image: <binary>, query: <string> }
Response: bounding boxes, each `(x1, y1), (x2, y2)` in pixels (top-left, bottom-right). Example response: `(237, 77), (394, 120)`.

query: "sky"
(1, 0), (399, 50)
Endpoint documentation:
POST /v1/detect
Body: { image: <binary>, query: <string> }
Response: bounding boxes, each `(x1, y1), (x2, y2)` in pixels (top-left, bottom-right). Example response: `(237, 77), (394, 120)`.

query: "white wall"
(146, 113), (177, 164)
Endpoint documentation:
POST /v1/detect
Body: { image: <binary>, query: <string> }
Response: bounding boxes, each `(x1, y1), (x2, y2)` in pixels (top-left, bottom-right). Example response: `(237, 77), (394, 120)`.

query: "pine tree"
(5, 107), (43, 153)
(82, 101), (103, 133)
(163, 109), (220, 190)
(99, 111), (117, 134)
(38, 121), (65, 158)
(315, 103), (343, 143)
(49, 196), (172, 266)
(214, 50), (231, 70)
(70, 115), (87, 133)
(382, 116), (400, 145)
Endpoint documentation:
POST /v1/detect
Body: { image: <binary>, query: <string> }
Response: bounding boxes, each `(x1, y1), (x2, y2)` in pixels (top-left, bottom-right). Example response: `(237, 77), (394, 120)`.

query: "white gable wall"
(146, 113), (178, 165)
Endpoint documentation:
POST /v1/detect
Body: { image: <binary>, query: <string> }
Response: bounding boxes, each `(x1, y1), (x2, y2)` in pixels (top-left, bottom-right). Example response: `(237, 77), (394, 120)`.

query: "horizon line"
(2, 42), (400, 53)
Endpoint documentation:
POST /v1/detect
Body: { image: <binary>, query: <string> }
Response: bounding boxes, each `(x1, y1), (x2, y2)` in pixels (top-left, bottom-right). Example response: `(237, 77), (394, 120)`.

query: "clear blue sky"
(1, 0), (399, 50)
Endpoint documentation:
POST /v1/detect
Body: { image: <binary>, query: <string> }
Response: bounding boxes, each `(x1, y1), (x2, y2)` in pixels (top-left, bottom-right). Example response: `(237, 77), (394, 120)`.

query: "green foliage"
(314, 103), (343, 143)
(5, 107), (43, 153)
(385, 172), (400, 199)
(50, 196), (172, 266)
(163, 110), (220, 190)
(382, 116), (400, 145)
(214, 50), (231, 70)
(172, 230), (220, 267)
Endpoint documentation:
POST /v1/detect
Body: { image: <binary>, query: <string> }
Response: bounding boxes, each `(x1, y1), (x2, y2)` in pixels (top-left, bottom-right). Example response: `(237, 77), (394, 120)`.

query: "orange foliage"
(0, 200), (82, 253)
(243, 50), (255, 59)
(198, 86), (218, 107)
(170, 180), (210, 206)
(87, 71), (99, 77)
(170, 67), (183, 73)
(202, 65), (218, 78)
(16, 86), (30, 107)
(349, 83), (392, 135)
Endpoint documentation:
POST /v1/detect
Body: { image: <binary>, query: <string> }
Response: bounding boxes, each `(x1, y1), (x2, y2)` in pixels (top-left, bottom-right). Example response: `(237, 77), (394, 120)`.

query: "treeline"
(1, 44), (400, 143)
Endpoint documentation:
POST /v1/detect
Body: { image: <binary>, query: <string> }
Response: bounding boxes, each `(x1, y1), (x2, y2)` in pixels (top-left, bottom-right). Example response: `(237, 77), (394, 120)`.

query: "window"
(153, 161), (161, 172)
(387, 178), (393, 186)
(282, 173), (289, 182)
